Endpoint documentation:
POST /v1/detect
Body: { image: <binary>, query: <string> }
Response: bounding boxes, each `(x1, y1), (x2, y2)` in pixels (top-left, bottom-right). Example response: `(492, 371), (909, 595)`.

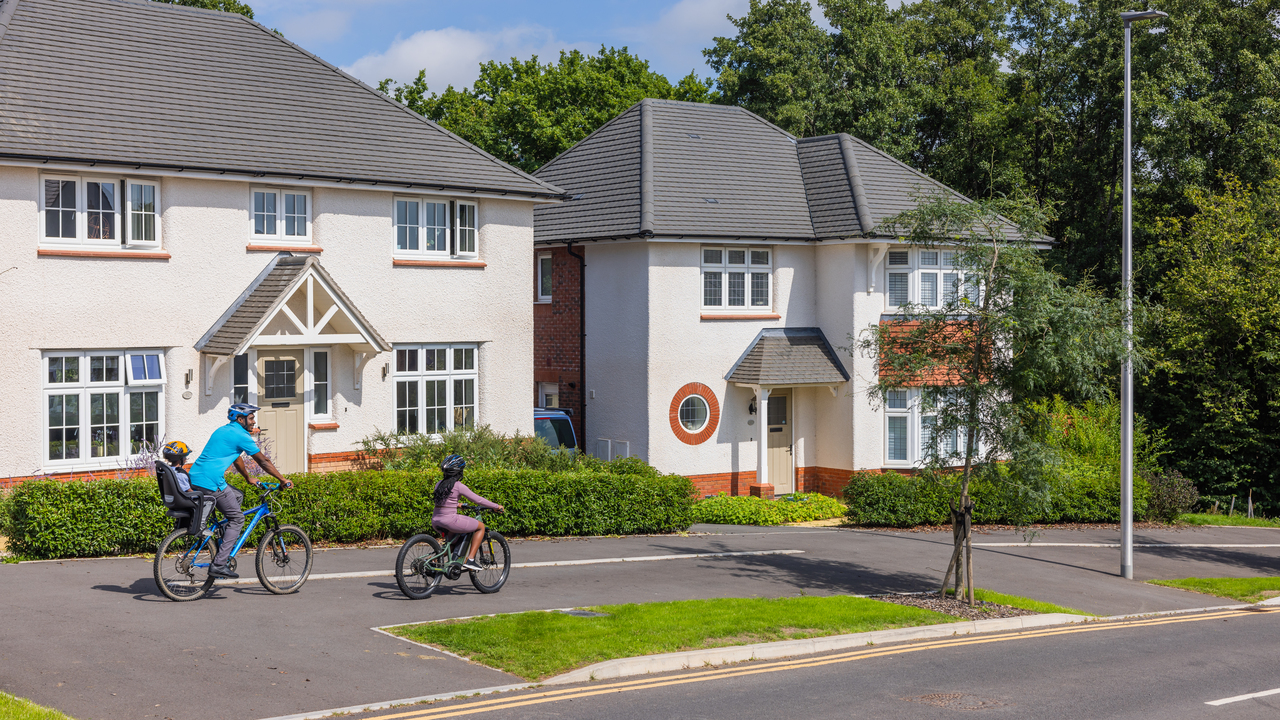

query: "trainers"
(209, 563), (239, 579)
(461, 559), (484, 572)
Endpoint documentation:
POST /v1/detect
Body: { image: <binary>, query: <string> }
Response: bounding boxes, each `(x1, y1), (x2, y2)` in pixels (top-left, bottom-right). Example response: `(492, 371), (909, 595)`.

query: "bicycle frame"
(184, 500), (279, 568)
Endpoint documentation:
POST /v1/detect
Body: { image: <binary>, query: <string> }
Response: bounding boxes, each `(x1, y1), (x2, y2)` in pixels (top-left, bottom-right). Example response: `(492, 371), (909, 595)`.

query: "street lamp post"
(1119, 8), (1167, 580)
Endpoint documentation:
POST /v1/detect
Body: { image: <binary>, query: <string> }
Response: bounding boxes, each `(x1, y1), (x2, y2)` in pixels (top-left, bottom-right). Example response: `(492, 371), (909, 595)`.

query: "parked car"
(534, 408), (578, 450)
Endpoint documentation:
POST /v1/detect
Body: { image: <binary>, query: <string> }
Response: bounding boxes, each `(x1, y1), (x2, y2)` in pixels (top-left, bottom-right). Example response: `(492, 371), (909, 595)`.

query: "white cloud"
(618, 0), (746, 78)
(342, 25), (589, 91)
(278, 9), (353, 46)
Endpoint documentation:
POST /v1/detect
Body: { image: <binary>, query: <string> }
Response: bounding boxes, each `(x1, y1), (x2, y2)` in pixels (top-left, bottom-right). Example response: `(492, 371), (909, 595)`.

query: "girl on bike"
(431, 454), (503, 571)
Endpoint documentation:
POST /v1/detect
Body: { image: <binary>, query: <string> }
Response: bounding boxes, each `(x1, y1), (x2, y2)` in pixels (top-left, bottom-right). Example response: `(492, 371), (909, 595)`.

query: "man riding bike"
(431, 454), (503, 571)
(187, 403), (291, 579)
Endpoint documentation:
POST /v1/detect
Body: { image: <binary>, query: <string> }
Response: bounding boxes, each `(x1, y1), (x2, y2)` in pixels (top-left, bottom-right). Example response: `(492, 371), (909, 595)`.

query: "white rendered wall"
(0, 165), (536, 478)
(850, 243), (888, 471)
(582, 242), (650, 461)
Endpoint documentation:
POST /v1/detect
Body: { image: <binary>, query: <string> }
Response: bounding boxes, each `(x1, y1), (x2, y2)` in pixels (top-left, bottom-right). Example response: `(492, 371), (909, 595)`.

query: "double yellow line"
(365, 609), (1271, 720)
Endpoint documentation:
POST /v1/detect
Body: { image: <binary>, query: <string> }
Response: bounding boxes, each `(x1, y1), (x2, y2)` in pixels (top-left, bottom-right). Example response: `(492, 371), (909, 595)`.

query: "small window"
(251, 188), (311, 242)
(253, 190), (277, 236)
(126, 180), (161, 246)
(395, 199), (420, 251)
(539, 382), (559, 408)
(48, 356), (80, 384)
(679, 395), (709, 432)
(453, 378), (476, 429)
(313, 351), (329, 415)
(86, 180), (118, 242)
(284, 193), (308, 237)
(537, 253), (553, 302)
(886, 416), (908, 461)
(232, 354), (250, 404)
(455, 202), (477, 255)
(263, 359), (297, 399)
(88, 354), (121, 383)
(887, 250), (910, 266)
(887, 273), (910, 307)
(126, 352), (164, 386)
(425, 348), (446, 372)
(129, 390), (160, 453)
(44, 179), (76, 240)
(886, 389), (909, 409)
(454, 347), (474, 371)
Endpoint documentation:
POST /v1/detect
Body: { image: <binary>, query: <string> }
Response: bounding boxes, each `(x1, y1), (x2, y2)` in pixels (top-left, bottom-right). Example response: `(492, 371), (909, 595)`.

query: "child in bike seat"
(163, 441), (194, 491)
(431, 454), (503, 572)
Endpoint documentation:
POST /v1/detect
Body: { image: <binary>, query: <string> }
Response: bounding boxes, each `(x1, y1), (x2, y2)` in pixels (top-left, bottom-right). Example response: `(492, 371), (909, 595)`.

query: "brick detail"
(532, 246), (584, 442)
(749, 483), (774, 499)
(795, 466), (852, 496)
(307, 450), (379, 473)
(669, 383), (720, 445)
(686, 466), (851, 499)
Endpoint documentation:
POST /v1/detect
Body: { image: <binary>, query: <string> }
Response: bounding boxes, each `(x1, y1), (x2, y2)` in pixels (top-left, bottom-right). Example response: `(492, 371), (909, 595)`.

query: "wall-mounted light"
(748, 399), (757, 415)
(184, 369), (193, 387)
(381, 363), (389, 380)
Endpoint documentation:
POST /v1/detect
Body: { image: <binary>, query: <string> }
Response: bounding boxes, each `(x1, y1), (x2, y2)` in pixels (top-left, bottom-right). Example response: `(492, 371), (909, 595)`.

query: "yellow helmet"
(163, 441), (191, 464)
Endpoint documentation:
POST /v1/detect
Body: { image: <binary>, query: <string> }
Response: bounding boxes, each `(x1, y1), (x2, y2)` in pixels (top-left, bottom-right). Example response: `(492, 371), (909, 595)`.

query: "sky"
(248, 0), (764, 93)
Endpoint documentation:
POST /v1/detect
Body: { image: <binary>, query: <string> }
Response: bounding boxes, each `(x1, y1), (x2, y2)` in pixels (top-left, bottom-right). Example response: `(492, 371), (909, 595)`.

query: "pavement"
(1, 523), (1277, 720)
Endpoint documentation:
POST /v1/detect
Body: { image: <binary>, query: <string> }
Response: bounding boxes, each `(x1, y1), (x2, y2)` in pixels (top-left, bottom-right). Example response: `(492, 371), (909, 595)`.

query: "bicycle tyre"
(154, 528), (217, 602)
(396, 534), (444, 600)
(255, 524), (314, 594)
(470, 531), (510, 594)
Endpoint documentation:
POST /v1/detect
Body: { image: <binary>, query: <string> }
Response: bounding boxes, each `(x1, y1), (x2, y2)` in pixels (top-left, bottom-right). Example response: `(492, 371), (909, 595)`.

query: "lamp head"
(1120, 9), (1168, 22)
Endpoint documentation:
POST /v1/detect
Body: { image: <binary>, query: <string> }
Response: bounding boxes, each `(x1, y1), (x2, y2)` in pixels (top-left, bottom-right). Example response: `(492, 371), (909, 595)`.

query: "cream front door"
(766, 391), (794, 494)
(256, 350), (305, 474)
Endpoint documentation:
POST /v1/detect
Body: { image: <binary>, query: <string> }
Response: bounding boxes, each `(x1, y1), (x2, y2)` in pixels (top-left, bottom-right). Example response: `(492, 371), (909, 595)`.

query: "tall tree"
(155, 0), (254, 17)
(380, 47), (712, 173)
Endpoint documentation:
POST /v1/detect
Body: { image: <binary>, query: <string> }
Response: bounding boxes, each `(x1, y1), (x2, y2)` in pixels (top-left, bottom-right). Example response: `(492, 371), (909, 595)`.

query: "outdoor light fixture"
(748, 399), (757, 415)
(1119, 7), (1167, 581)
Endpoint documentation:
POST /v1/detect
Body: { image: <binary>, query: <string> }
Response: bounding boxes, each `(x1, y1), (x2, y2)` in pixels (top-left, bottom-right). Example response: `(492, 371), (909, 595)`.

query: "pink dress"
(431, 480), (500, 534)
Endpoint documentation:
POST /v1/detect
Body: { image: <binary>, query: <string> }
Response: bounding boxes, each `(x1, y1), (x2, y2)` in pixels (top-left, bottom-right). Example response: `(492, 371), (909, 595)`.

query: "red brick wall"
(686, 467), (852, 499)
(533, 246), (584, 443)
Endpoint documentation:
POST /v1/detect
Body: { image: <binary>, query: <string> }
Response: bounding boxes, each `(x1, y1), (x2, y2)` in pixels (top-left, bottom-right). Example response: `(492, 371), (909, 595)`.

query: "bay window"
(884, 248), (979, 312)
(884, 387), (970, 467)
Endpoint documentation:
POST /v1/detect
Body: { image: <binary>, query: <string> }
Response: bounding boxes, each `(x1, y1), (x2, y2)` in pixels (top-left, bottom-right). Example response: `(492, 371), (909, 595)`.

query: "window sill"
(38, 248), (171, 260)
(534, 299), (552, 305)
(393, 259), (487, 268)
(308, 422), (339, 430)
(700, 313), (781, 321)
(248, 244), (322, 253)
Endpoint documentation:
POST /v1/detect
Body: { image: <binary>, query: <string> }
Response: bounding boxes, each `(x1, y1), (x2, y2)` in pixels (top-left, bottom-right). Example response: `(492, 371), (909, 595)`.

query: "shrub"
(1143, 469), (1200, 522)
(691, 493), (846, 526)
(5, 469), (696, 560)
(360, 425), (634, 473)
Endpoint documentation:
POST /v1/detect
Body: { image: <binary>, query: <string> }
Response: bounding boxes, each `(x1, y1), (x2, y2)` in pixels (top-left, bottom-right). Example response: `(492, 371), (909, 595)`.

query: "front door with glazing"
(256, 350), (305, 474)
(766, 391), (794, 494)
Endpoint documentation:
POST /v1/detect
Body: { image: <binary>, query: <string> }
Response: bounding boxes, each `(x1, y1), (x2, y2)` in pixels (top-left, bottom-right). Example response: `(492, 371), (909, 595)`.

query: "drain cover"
(903, 693), (1007, 710)
(559, 609), (609, 617)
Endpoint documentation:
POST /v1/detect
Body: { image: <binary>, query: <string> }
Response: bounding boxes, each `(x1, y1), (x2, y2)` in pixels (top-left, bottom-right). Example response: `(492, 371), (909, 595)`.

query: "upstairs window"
(393, 198), (479, 258)
(41, 176), (161, 248)
(884, 247), (978, 312)
(251, 188), (311, 242)
(701, 246), (772, 311)
(536, 253), (553, 302)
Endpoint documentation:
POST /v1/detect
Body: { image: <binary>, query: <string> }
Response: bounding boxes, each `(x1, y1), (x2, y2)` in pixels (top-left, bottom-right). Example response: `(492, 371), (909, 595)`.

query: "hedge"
(842, 465), (1151, 527)
(691, 493), (846, 526)
(4, 469), (696, 560)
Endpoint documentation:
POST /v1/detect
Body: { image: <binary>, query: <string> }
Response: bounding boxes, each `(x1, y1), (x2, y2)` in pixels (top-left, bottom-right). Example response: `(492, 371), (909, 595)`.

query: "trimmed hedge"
(842, 466), (1151, 527)
(691, 493), (846, 526)
(4, 469), (696, 560)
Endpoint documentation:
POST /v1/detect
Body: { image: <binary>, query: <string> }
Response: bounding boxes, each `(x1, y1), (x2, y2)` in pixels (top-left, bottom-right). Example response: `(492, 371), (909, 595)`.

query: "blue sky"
(249, 0), (762, 92)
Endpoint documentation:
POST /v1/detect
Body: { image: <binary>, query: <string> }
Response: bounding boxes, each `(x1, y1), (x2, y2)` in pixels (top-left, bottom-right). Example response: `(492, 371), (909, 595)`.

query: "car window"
(550, 418), (576, 449)
(534, 418), (560, 447)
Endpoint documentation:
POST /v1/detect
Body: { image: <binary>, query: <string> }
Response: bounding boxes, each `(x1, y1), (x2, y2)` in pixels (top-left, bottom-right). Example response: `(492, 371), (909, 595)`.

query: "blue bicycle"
(153, 482), (313, 602)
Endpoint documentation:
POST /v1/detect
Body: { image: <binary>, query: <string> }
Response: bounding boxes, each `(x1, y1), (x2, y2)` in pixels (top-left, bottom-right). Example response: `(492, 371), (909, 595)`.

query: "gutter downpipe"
(567, 242), (586, 449)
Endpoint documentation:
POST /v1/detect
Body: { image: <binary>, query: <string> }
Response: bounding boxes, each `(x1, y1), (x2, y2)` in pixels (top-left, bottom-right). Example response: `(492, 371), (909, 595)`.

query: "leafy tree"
(1143, 174), (1280, 511)
(857, 194), (1128, 602)
(379, 47), (713, 173)
(155, 0), (254, 18)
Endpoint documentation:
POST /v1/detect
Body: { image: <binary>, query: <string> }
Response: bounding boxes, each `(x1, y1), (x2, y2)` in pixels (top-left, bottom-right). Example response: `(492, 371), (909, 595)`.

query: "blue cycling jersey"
(188, 422), (261, 492)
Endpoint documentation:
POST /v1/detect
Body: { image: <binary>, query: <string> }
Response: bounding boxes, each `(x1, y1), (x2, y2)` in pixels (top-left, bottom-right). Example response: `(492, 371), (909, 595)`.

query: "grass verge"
(953, 588), (1094, 616)
(1178, 513), (1280, 528)
(388, 595), (958, 680)
(1148, 577), (1280, 604)
(0, 692), (76, 720)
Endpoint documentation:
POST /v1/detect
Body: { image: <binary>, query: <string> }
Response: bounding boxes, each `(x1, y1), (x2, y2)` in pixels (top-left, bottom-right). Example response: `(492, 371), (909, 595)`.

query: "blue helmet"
(228, 403), (260, 422)
(440, 454), (466, 472)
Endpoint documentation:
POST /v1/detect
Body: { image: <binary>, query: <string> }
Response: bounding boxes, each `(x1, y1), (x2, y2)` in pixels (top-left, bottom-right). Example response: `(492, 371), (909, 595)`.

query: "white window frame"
(306, 346), (333, 422)
(41, 349), (166, 472)
(454, 201), (478, 257)
(391, 343), (479, 437)
(250, 187), (312, 243)
(125, 350), (166, 386)
(884, 247), (979, 312)
(700, 245), (773, 312)
(40, 174), (159, 249)
(538, 381), (559, 408)
(124, 178), (162, 247)
(392, 197), (480, 259)
(536, 252), (553, 303)
(883, 387), (974, 467)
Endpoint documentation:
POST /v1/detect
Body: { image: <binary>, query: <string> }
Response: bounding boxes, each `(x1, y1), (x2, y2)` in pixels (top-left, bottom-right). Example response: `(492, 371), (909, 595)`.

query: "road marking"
(215, 549), (804, 585)
(1206, 687), (1280, 706)
(973, 543), (1280, 548)
(326, 609), (1270, 720)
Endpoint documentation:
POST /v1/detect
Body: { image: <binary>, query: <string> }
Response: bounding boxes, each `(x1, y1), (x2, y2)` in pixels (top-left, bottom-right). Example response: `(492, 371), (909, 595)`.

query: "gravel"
(872, 593), (1039, 621)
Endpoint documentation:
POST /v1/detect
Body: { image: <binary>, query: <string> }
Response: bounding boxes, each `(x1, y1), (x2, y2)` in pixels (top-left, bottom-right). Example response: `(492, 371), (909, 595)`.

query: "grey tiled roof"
(726, 328), (850, 386)
(534, 101), (1032, 243)
(0, 0), (565, 199)
(196, 254), (389, 356)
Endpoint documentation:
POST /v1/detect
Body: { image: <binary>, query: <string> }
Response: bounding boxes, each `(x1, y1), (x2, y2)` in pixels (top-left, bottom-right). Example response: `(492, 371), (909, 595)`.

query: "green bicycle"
(394, 506), (511, 599)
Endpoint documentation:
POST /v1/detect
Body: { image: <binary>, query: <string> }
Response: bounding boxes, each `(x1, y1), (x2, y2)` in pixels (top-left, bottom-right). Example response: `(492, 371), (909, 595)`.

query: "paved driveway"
(1, 524), (1276, 720)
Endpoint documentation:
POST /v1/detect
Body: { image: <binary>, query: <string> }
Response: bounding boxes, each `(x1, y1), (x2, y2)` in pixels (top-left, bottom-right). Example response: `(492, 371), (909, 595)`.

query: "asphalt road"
(1, 523), (1277, 720)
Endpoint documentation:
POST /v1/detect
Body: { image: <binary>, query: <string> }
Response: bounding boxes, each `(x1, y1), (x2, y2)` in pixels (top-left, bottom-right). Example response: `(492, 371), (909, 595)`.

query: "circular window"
(669, 383), (720, 445)
(679, 395), (709, 432)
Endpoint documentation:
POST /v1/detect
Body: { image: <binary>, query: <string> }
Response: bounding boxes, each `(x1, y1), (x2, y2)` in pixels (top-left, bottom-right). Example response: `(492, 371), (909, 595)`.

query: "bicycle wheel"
(396, 534), (444, 600)
(470, 531), (510, 594)
(154, 528), (217, 602)
(255, 524), (313, 595)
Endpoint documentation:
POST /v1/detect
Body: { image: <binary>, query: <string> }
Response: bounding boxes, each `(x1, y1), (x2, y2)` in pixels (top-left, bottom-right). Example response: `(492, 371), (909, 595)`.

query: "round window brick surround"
(669, 383), (720, 445)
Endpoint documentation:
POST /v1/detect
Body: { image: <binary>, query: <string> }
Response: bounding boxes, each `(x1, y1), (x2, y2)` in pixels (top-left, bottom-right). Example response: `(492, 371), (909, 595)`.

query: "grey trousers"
(210, 486), (245, 567)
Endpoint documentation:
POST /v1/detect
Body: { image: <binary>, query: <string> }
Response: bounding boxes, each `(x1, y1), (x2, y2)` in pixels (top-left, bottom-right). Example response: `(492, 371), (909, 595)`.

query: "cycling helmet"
(228, 403), (260, 422)
(440, 454), (466, 472)
(162, 440), (191, 464)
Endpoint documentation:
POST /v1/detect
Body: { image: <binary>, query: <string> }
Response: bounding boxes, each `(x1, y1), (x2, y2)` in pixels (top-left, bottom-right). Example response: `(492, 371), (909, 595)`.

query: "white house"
(533, 100), (1013, 497)
(0, 0), (565, 484)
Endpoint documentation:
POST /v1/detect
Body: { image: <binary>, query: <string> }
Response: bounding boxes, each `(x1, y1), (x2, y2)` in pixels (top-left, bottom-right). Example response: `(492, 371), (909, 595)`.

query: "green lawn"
(1179, 513), (1280, 528)
(1149, 577), (1280, 604)
(388, 595), (958, 680)
(949, 588), (1094, 616)
(0, 693), (75, 720)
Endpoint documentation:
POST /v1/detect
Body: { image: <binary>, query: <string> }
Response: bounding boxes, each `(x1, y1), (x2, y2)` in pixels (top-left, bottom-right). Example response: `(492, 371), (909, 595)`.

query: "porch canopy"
(196, 253), (391, 394)
(727, 328), (849, 489)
